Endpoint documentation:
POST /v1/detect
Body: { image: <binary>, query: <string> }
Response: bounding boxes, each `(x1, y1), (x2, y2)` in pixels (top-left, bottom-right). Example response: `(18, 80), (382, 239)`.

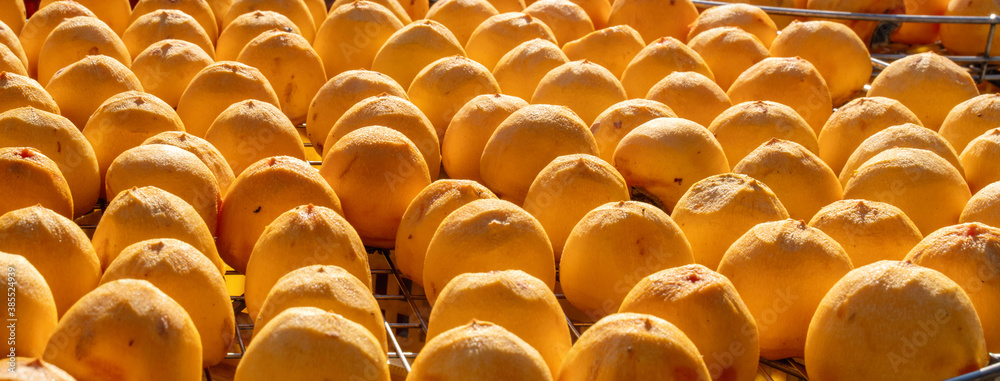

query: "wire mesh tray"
(71, 122), (999, 380)
(207, 247), (1000, 381)
(692, 0), (1000, 84)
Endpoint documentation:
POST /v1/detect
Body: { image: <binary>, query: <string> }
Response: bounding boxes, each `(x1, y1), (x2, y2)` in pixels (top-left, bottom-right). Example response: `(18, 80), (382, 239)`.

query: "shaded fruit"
(0, 147), (72, 218)
(590, 99), (676, 163)
(839, 123), (964, 185)
(398, 0), (429, 19)
(440, 93), (527, 182)
(531, 60), (626, 125)
(408, 55), (501, 139)
(101, 238), (235, 367)
(18, 1), (96, 78)
(319, 127), (429, 247)
(44, 55), (143, 130)
(244, 205), (370, 319)
(36, 16), (129, 86)
(427, 270), (570, 377)
(422, 199), (556, 305)
(323, 94), (441, 179)
(940, 93), (1000, 154)
(82, 91), (185, 196)
(523, 154), (628, 258)
(215, 10), (301, 61)
(805, 0), (905, 42)
(237, 30), (326, 124)
(687, 27), (770, 91)
(38, 0), (133, 35)
(964, 126), (1000, 192)
(687, 3), (778, 47)
(619, 265), (760, 381)
(561, 201), (696, 318)
(464, 12), (557, 70)
(482, 0), (527, 12)
(208, 0), (234, 31)
(329, 0), (413, 24)
(425, 0), (500, 45)
(734, 139), (842, 221)
(558, 313), (711, 380)
(105, 144), (221, 234)
(561, 25), (644, 78)
(0, 16), (25, 69)
(719, 219), (853, 359)
(606, 0), (698, 43)
(0, 0), (24, 34)
(142, 131), (236, 195)
(223, 0), (316, 42)
(809, 199), (923, 267)
(42, 279), (203, 381)
(254, 265), (385, 352)
(805, 261), (987, 380)
(217, 156), (342, 273)
(892, 0), (949, 44)
(480, 104), (598, 203)
(671, 173), (789, 269)
(867, 52), (978, 131)
(131, 39), (215, 108)
(0, 71), (59, 114)
(130, 0), (220, 41)
(719, 0), (797, 27)
(613, 118), (729, 212)
(0, 252), (56, 358)
(235, 307), (389, 381)
(941, 0), (1000, 55)
(769, 21), (871, 106)
(904, 223), (1000, 351)
(620, 36), (715, 99)
(0, 44), (24, 75)
(312, 1), (404, 78)
(176, 61), (280, 137)
(843, 147), (971, 235)
(409, 321), (553, 381)
(0, 205), (100, 316)
(524, 0), (594, 46)
(371, 20), (466, 90)
(961, 181), (1000, 227)
(817, 96), (923, 174)
(708, 101), (818, 169)
(0, 107), (100, 217)
(395, 180), (497, 285)
(644, 72), (731, 127)
(205, 100), (306, 176)
(727, 57), (833, 134)
(306, 69), (408, 154)
(121, 9), (215, 60)
(493, 38), (568, 101)
(92, 186), (222, 271)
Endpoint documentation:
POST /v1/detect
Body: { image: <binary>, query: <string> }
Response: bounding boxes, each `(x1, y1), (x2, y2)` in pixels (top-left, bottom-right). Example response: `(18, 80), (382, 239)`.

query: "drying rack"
(75, 126), (1000, 381)
(691, 0), (1000, 84)
(72, 3), (1000, 376)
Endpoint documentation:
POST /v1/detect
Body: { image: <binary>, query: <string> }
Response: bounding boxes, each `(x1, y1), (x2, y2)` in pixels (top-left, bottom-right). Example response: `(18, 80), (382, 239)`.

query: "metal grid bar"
(692, 0), (1000, 84)
(692, 0), (1000, 23)
(83, 198), (999, 380)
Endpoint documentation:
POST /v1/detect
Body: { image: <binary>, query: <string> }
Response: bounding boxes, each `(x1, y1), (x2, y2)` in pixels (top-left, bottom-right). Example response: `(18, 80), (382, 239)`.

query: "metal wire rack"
(74, 122), (1000, 380)
(692, 0), (1000, 84)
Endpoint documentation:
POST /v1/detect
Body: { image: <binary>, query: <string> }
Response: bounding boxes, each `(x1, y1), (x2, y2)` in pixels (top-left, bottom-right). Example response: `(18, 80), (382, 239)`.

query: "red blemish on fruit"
(965, 224), (980, 237)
